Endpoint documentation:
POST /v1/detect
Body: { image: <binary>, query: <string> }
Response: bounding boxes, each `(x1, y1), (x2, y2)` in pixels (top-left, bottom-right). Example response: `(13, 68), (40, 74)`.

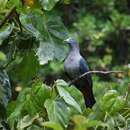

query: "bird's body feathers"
(64, 38), (96, 108)
(64, 51), (81, 78)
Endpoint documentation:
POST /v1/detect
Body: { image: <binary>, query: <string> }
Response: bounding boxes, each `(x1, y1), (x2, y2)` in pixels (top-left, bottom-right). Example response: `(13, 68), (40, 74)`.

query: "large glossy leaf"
(36, 40), (55, 64)
(44, 98), (70, 127)
(17, 114), (39, 129)
(57, 86), (82, 114)
(30, 82), (51, 111)
(24, 94), (39, 115)
(56, 80), (85, 113)
(47, 17), (68, 40)
(39, 0), (60, 11)
(65, 85), (86, 111)
(0, 24), (14, 45)
(20, 11), (68, 65)
(15, 32), (36, 50)
(16, 51), (39, 81)
(0, 70), (11, 108)
(8, 81), (51, 129)
(0, 70), (11, 129)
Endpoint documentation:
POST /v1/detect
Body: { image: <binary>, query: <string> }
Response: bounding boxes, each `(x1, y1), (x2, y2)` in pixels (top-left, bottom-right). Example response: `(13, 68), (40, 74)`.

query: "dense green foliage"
(0, 0), (130, 130)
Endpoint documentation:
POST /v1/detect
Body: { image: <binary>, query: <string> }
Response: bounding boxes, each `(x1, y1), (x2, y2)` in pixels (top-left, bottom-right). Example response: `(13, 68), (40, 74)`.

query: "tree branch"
(69, 70), (125, 86)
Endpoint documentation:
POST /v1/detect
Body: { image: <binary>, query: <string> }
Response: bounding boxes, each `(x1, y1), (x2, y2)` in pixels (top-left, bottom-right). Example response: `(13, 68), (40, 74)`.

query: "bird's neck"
(70, 48), (80, 55)
(70, 42), (80, 53)
(69, 47), (80, 58)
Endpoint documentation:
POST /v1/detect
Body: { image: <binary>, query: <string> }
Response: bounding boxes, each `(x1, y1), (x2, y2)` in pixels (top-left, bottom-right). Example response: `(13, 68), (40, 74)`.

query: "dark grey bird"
(64, 38), (96, 108)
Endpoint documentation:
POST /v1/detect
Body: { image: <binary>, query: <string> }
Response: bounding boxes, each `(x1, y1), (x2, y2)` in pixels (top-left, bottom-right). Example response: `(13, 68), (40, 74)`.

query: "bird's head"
(64, 37), (79, 50)
(64, 37), (77, 44)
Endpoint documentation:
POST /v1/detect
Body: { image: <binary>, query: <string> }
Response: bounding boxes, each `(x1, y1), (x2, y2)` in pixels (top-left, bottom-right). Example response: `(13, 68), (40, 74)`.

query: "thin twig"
(0, 6), (16, 28)
(69, 70), (124, 86)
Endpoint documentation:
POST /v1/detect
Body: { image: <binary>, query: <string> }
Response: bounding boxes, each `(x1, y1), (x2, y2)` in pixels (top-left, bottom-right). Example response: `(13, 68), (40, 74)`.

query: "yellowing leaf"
(0, 0), (8, 10)
(64, 0), (71, 4)
(42, 121), (63, 130)
(0, 52), (6, 61)
(23, 0), (35, 7)
(100, 90), (126, 114)
(72, 115), (102, 130)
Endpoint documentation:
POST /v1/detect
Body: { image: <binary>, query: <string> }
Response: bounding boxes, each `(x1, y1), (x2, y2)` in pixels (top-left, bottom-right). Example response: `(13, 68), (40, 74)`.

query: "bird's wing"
(79, 58), (95, 108)
(79, 58), (93, 87)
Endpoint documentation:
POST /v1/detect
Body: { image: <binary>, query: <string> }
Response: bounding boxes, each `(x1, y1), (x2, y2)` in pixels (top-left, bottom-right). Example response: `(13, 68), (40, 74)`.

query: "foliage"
(0, 0), (130, 130)
(7, 79), (130, 130)
(7, 80), (85, 129)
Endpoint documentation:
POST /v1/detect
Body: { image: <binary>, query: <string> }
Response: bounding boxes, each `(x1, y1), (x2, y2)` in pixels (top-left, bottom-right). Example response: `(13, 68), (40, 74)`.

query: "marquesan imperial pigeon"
(64, 38), (96, 108)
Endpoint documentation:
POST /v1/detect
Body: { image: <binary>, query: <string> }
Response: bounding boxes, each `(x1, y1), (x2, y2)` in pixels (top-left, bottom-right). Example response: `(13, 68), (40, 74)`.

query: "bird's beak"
(64, 39), (68, 42)
(64, 38), (71, 43)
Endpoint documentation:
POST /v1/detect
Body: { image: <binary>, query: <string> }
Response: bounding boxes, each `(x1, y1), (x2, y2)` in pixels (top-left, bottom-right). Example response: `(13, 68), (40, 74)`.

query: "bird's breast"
(64, 56), (81, 78)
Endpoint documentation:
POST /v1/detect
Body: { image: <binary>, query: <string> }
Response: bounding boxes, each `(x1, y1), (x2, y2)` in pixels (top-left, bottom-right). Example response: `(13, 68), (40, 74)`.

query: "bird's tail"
(81, 86), (96, 108)
(75, 78), (96, 108)
(85, 94), (96, 108)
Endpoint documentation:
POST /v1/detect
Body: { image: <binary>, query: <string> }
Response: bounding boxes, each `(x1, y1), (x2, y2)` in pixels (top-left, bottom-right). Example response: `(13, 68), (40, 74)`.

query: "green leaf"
(100, 90), (126, 114)
(16, 51), (39, 81)
(26, 125), (43, 130)
(0, 70), (11, 129)
(0, 24), (14, 45)
(8, 88), (31, 119)
(56, 79), (85, 113)
(24, 94), (39, 115)
(7, 0), (22, 8)
(39, 0), (60, 11)
(0, 0), (8, 9)
(37, 40), (55, 64)
(72, 115), (102, 130)
(55, 80), (68, 87)
(15, 32), (36, 50)
(20, 11), (68, 65)
(0, 70), (11, 108)
(57, 85), (82, 114)
(112, 113), (126, 128)
(44, 98), (70, 127)
(17, 114), (39, 129)
(31, 82), (51, 111)
(8, 102), (25, 129)
(127, 118), (130, 129)
(65, 85), (86, 112)
(111, 10), (130, 29)
(0, 51), (6, 61)
(47, 17), (68, 40)
(42, 121), (63, 130)
(8, 88), (31, 129)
